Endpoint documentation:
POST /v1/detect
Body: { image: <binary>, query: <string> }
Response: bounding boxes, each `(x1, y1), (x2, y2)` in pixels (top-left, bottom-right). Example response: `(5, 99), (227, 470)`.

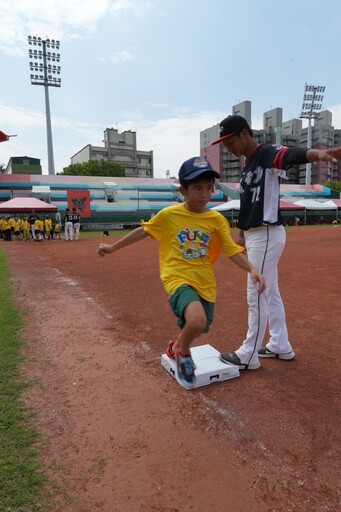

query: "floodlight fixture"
(27, 35), (62, 175)
(300, 83), (325, 185)
(300, 83), (325, 120)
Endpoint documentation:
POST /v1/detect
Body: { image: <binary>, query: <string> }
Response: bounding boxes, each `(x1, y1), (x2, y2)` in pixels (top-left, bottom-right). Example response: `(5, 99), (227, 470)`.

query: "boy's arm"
(236, 230), (245, 248)
(97, 226), (148, 257)
(229, 252), (265, 293)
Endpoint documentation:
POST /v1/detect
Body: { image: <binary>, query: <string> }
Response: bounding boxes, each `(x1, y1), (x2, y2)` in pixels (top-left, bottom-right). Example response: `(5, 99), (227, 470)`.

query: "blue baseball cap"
(178, 157), (220, 182)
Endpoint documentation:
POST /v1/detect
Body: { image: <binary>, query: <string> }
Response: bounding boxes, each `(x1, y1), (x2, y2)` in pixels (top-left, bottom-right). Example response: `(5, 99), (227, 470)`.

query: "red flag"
(67, 190), (91, 218)
(0, 131), (17, 143)
(0, 131), (9, 142)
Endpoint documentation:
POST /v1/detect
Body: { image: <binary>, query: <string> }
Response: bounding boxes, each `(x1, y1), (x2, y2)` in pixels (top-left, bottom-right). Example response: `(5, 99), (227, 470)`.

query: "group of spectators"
(0, 207), (81, 242)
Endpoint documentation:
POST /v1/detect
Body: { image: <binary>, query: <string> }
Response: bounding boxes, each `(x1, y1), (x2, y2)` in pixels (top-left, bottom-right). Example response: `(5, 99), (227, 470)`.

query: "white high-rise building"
(71, 128), (154, 178)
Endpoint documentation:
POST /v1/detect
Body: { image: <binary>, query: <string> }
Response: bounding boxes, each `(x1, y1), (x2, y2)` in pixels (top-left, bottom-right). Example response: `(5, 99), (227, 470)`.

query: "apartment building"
(71, 128), (154, 178)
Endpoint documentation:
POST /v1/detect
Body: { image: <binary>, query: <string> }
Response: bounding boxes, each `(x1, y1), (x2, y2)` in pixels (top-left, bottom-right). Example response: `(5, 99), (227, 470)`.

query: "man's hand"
(309, 147), (341, 162)
(325, 147), (341, 161)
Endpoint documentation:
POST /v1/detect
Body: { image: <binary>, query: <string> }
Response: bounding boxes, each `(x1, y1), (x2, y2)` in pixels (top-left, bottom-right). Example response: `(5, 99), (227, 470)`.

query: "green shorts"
(168, 285), (214, 333)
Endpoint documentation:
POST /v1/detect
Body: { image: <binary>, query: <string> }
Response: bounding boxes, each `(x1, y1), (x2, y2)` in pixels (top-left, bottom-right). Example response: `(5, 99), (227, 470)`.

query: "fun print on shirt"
(176, 227), (211, 260)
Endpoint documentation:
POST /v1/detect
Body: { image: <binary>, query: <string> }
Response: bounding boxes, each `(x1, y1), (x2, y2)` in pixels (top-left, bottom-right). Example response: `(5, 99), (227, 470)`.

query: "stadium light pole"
(28, 36), (61, 176)
(300, 83), (325, 185)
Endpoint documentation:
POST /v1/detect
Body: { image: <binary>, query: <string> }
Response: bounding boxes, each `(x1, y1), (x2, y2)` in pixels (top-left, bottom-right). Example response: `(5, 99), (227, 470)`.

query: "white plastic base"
(161, 344), (239, 389)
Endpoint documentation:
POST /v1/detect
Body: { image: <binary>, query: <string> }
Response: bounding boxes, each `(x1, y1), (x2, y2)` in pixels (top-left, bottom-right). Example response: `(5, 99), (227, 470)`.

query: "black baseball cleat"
(219, 351), (260, 370)
(258, 347), (295, 360)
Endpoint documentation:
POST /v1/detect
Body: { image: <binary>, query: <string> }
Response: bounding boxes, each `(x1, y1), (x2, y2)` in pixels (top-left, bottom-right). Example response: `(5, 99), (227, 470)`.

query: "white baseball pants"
(73, 222), (80, 240)
(235, 225), (294, 367)
(64, 221), (74, 241)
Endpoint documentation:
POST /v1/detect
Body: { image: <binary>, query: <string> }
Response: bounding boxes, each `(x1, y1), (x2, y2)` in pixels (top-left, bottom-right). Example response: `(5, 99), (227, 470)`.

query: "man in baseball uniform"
(212, 115), (341, 370)
(63, 208), (74, 241)
(71, 207), (81, 240)
(28, 210), (37, 240)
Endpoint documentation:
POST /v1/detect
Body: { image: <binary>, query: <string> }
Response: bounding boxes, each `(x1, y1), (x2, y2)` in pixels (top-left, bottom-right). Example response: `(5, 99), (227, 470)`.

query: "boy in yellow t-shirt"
(13, 216), (21, 240)
(34, 216), (43, 241)
(97, 157), (265, 388)
(44, 216), (52, 239)
(54, 222), (61, 239)
(22, 216), (30, 241)
(3, 217), (11, 241)
(0, 216), (4, 240)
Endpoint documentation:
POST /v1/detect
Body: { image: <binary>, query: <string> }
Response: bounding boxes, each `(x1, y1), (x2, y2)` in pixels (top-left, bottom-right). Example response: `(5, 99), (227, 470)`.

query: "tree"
(59, 160), (126, 177)
(0, 163), (6, 174)
(323, 180), (341, 193)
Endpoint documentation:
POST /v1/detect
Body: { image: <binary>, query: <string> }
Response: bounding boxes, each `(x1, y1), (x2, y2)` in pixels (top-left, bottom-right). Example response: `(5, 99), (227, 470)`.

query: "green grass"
(0, 248), (46, 512)
(80, 229), (132, 237)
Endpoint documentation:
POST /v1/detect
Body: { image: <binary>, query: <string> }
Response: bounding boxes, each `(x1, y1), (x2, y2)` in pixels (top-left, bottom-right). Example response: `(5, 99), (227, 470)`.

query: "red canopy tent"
(0, 197), (57, 212)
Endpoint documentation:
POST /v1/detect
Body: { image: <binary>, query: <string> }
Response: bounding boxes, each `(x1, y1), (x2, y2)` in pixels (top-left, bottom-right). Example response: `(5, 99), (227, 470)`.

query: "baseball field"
(1, 225), (340, 511)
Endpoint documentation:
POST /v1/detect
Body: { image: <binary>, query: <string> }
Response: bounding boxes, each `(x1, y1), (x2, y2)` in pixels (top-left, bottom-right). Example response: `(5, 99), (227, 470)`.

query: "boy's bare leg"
(175, 301), (206, 354)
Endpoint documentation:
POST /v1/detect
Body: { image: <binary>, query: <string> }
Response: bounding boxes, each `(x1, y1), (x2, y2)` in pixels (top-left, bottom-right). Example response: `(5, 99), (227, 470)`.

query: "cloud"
(0, 1), (114, 55)
(116, 109), (225, 178)
(147, 103), (169, 108)
(0, 99), (102, 170)
(0, 101), (45, 129)
(110, 0), (152, 19)
(97, 50), (134, 64)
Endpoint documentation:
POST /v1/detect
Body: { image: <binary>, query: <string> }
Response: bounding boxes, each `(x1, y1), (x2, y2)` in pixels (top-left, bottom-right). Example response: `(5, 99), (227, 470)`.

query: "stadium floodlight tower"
(300, 83), (325, 185)
(28, 36), (61, 175)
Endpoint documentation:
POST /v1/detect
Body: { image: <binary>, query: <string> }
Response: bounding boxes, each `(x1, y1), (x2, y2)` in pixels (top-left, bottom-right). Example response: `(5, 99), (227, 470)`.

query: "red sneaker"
(165, 340), (175, 360)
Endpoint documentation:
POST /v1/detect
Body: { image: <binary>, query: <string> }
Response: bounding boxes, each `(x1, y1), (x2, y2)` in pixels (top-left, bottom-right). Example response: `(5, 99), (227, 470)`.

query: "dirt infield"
(3, 226), (341, 512)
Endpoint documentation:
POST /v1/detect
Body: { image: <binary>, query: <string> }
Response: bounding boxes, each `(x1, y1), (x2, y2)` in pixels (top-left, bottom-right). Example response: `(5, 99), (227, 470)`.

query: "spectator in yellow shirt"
(44, 216), (52, 240)
(34, 216), (42, 241)
(54, 222), (61, 239)
(0, 216), (4, 240)
(22, 217), (30, 241)
(13, 216), (21, 241)
(3, 217), (11, 241)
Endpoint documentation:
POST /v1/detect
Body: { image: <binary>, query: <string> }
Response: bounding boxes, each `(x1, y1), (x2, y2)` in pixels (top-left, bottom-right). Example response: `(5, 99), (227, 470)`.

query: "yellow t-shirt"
(22, 220), (29, 230)
(142, 203), (244, 302)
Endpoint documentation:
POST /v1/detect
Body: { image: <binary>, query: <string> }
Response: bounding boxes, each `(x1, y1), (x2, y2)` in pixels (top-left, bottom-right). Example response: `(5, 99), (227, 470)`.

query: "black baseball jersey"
(238, 144), (308, 231)
(71, 212), (80, 223)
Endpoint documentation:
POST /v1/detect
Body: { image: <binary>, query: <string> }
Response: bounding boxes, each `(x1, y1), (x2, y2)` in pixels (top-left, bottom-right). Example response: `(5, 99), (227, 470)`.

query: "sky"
(0, 0), (341, 178)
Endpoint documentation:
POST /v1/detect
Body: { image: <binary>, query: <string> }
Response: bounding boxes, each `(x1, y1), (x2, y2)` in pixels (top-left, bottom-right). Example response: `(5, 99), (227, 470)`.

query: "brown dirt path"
(2, 226), (341, 512)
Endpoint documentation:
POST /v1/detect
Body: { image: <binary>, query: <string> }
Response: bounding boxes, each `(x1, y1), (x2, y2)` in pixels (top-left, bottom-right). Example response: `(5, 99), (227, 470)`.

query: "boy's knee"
(186, 313), (207, 333)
